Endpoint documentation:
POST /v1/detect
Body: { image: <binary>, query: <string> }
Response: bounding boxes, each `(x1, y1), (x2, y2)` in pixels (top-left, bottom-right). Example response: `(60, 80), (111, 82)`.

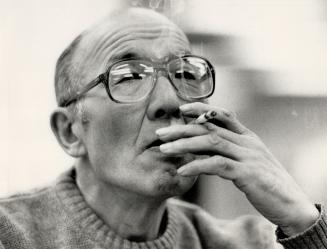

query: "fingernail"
(179, 105), (191, 112)
(156, 128), (169, 137)
(160, 143), (171, 153)
(177, 167), (188, 176)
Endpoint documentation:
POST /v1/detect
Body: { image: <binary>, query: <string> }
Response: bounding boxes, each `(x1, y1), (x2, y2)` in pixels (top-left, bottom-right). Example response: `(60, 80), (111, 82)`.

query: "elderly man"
(1, 7), (326, 249)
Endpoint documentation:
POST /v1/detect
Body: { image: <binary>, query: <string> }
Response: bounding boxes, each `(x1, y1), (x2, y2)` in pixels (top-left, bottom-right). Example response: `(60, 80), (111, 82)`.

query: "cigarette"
(194, 110), (217, 124)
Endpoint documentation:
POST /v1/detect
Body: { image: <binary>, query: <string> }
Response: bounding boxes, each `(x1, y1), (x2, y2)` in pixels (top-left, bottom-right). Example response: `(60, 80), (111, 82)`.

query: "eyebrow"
(111, 52), (141, 62)
(103, 52), (140, 69)
(108, 50), (193, 66)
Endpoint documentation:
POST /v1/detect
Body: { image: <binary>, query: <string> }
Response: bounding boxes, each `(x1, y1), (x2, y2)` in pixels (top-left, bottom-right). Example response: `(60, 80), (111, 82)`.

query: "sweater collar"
(55, 168), (180, 249)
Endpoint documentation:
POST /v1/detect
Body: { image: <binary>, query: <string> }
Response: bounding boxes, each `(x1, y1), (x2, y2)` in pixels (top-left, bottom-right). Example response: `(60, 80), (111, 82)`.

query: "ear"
(50, 107), (87, 158)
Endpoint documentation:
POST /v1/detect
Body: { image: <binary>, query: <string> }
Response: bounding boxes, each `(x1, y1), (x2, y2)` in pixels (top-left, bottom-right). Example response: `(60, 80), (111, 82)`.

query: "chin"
(153, 172), (198, 198)
(144, 154), (197, 197)
(122, 153), (198, 198)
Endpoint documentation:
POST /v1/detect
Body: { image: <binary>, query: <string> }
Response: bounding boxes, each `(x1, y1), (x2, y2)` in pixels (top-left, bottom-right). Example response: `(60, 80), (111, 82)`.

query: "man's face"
(75, 10), (198, 198)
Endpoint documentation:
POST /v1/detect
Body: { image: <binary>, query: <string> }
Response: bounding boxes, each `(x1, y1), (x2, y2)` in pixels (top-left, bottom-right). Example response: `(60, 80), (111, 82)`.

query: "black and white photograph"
(1, 0), (327, 248)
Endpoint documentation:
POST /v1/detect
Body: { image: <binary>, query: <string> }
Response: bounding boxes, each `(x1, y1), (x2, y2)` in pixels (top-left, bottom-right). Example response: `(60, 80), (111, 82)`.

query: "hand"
(156, 102), (319, 236)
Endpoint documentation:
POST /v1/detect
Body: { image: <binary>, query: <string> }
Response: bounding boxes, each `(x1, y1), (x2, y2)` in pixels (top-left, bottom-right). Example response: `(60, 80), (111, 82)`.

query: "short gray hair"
(54, 34), (83, 107)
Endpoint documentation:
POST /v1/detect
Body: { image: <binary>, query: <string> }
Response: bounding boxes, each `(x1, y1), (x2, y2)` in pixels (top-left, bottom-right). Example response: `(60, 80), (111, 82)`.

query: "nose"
(146, 74), (185, 121)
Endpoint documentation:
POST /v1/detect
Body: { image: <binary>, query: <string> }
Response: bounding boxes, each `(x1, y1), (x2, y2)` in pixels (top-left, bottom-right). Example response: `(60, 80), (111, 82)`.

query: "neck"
(75, 161), (167, 241)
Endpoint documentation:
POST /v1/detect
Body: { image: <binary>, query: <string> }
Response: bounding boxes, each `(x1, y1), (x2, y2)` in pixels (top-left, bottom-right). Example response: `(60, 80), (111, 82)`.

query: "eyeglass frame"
(59, 54), (216, 107)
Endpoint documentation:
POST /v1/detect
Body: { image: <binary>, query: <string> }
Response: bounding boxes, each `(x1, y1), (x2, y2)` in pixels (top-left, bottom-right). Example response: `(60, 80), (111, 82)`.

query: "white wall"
(1, 0), (120, 195)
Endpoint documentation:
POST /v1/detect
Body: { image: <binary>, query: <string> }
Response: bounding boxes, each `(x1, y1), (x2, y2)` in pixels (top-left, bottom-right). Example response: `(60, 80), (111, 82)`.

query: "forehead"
(106, 24), (190, 64)
(78, 9), (190, 74)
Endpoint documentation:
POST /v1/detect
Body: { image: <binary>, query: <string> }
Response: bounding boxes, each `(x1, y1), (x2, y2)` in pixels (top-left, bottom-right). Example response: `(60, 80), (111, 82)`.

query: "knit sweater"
(0, 168), (326, 249)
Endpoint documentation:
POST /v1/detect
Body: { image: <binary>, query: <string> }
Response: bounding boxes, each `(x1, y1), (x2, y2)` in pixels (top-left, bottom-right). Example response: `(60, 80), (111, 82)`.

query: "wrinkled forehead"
(77, 8), (190, 75)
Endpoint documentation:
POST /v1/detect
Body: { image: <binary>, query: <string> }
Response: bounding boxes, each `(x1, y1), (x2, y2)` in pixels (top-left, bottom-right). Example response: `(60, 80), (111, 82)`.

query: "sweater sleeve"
(276, 204), (327, 249)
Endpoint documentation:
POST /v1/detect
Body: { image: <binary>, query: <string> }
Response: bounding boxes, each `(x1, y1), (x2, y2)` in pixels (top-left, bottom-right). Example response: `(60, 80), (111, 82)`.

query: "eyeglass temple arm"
(60, 75), (105, 107)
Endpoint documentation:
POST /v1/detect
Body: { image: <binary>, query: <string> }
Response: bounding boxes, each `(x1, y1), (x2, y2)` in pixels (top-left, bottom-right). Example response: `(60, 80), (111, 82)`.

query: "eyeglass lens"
(108, 57), (213, 102)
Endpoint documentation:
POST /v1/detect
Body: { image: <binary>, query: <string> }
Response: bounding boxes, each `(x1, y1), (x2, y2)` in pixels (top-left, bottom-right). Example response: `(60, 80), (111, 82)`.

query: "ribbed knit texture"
(55, 171), (180, 249)
(277, 204), (327, 249)
(0, 168), (326, 249)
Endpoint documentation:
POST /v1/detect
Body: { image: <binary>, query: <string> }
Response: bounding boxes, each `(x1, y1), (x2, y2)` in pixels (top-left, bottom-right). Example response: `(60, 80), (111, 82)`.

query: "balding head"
(54, 8), (189, 107)
(51, 8), (202, 200)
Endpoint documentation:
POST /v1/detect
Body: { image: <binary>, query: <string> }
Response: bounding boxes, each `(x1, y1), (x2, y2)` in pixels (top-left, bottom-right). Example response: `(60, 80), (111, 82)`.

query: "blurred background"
(1, 0), (327, 219)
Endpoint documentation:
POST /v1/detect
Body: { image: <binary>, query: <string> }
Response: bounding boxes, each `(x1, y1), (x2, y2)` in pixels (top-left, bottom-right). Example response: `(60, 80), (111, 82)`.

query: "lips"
(145, 139), (164, 150)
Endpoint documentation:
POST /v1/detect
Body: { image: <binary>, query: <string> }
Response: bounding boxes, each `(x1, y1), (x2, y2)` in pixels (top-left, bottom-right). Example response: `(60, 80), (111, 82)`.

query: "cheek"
(84, 102), (147, 165)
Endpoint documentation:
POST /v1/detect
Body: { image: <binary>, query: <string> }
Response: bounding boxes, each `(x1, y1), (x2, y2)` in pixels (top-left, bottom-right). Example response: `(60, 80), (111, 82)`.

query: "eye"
(174, 71), (196, 80)
(114, 72), (143, 84)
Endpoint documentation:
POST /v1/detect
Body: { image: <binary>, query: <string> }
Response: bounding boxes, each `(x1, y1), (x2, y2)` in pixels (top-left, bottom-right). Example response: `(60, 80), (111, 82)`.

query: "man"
(0, 7), (326, 249)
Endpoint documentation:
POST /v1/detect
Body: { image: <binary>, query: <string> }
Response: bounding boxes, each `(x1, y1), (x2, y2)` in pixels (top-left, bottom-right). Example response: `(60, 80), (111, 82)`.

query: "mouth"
(143, 138), (193, 165)
(145, 139), (165, 151)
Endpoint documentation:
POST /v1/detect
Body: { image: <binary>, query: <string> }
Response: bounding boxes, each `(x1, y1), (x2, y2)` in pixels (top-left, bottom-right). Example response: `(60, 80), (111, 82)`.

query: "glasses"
(59, 55), (215, 107)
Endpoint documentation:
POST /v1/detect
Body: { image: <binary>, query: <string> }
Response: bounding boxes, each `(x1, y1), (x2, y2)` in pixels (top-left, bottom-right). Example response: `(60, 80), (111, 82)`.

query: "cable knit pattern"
(0, 168), (326, 249)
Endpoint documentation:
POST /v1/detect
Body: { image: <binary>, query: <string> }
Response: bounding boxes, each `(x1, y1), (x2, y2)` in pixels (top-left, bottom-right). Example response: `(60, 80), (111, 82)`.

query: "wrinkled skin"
(157, 102), (318, 235)
(52, 7), (318, 240)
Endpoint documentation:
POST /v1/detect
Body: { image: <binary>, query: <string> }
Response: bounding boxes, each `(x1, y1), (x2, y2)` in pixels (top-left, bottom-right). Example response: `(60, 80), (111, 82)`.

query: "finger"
(177, 155), (241, 180)
(180, 102), (228, 116)
(202, 122), (247, 146)
(156, 124), (209, 142)
(159, 132), (245, 160)
(180, 102), (250, 135)
(202, 123), (267, 153)
(156, 123), (244, 146)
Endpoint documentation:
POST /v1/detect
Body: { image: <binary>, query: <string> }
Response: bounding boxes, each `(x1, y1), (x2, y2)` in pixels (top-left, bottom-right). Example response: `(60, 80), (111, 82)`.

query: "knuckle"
(208, 132), (222, 146)
(220, 158), (230, 170)
(223, 109), (237, 119)
(203, 122), (217, 132)
(214, 156), (230, 171)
